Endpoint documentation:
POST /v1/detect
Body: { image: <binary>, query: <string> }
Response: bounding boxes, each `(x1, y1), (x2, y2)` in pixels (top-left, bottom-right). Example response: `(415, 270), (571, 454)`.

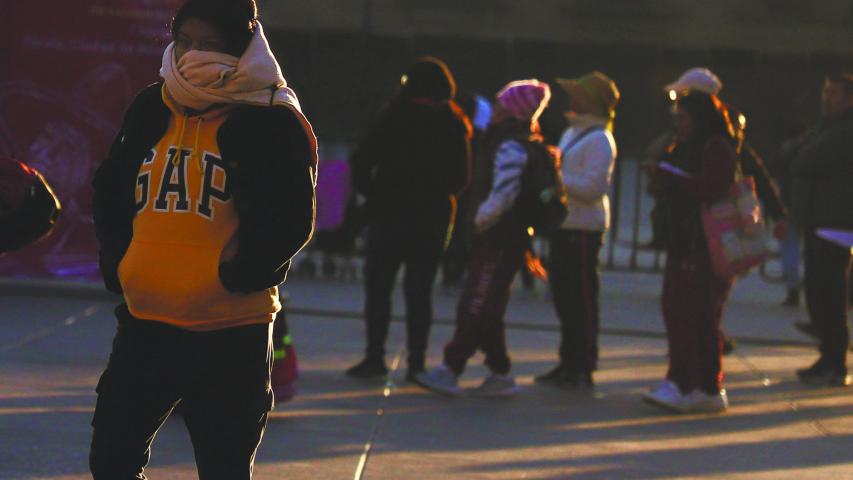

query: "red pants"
(443, 246), (524, 376)
(661, 253), (734, 394)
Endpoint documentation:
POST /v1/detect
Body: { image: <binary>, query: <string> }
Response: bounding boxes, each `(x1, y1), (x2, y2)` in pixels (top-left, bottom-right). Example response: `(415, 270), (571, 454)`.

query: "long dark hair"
(677, 92), (735, 145)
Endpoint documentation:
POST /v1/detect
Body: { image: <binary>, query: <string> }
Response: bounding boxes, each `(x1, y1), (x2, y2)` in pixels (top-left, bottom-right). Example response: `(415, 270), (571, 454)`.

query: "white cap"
(665, 68), (723, 96)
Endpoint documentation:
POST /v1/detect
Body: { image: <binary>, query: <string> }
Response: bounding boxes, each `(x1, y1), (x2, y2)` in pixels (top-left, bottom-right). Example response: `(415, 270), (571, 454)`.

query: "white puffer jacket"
(557, 117), (617, 232)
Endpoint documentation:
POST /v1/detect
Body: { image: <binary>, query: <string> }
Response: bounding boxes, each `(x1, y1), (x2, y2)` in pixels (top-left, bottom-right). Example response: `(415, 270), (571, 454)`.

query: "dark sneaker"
(405, 367), (425, 383)
(345, 357), (388, 379)
(794, 321), (818, 338)
(534, 365), (569, 385)
(797, 362), (851, 387)
(406, 355), (425, 381)
(559, 371), (594, 390)
(535, 366), (593, 389)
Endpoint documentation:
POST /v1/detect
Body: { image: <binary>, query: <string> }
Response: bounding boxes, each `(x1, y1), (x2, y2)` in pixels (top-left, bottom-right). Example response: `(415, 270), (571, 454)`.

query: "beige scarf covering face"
(160, 21), (318, 179)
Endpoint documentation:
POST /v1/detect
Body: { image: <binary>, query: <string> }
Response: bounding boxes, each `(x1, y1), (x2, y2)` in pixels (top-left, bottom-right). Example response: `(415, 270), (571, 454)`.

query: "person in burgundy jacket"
(643, 92), (738, 414)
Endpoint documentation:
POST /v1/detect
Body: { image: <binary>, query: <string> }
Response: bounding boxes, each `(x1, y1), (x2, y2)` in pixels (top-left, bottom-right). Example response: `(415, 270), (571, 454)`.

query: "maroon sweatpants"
(661, 252), (734, 395)
(443, 246), (524, 376)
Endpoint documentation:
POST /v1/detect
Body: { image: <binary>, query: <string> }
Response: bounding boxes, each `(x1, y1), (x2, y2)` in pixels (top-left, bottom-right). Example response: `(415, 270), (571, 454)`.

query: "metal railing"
(297, 150), (788, 281)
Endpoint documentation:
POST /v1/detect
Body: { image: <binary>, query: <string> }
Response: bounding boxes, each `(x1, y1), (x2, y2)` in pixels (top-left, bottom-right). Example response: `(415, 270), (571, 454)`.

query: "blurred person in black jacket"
(346, 57), (472, 381)
(790, 73), (853, 387)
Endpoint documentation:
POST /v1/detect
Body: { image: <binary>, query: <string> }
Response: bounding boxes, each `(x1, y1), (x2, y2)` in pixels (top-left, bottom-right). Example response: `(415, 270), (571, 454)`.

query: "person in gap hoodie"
(89, 1), (317, 478)
(346, 57), (471, 381)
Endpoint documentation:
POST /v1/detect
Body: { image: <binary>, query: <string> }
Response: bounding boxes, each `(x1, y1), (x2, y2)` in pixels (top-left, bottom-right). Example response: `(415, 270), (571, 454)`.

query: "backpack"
(519, 140), (568, 236)
(0, 156), (61, 254)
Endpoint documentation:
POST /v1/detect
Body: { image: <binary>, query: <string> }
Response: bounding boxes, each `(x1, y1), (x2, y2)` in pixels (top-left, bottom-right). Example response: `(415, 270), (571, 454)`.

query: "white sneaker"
(470, 374), (519, 397)
(682, 389), (729, 414)
(415, 365), (463, 397)
(642, 380), (686, 413)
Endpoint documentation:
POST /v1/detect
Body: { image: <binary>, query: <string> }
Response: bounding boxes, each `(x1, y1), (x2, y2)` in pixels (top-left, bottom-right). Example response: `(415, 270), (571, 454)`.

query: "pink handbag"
(701, 176), (770, 278)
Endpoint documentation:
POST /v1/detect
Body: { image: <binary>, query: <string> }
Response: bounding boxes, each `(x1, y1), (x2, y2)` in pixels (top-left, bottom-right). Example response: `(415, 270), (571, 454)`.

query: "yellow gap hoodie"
(118, 86), (280, 330)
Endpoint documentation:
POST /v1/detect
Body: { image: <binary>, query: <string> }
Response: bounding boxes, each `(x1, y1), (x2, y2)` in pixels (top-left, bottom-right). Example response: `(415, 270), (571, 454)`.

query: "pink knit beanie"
(496, 79), (551, 123)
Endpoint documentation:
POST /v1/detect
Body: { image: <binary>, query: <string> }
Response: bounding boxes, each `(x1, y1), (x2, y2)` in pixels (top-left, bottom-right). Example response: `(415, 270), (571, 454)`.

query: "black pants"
(548, 229), (603, 374)
(90, 305), (273, 480)
(363, 221), (446, 370)
(804, 230), (852, 373)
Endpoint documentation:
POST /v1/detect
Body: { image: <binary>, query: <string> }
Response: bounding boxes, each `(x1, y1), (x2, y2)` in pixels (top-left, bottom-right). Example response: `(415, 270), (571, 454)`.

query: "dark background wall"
(260, 0), (853, 160)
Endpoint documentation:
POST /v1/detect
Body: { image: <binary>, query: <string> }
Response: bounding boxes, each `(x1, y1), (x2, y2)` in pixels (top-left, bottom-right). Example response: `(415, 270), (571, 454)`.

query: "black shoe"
(405, 367), (425, 382)
(782, 289), (800, 307)
(559, 371), (594, 390)
(722, 336), (736, 355)
(535, 365), (593, 389)
(534, 365), (569, 385)
(796, 361), (851, 387)
(345, 358), (388, 379)
(406, 355), (425, 379)
(794, 321), (819, 338)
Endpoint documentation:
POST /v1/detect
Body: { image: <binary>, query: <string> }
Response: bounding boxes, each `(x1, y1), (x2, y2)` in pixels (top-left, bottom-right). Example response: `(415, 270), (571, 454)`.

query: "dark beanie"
(171, 0), (258, 56)
(400, 57), (456, 101)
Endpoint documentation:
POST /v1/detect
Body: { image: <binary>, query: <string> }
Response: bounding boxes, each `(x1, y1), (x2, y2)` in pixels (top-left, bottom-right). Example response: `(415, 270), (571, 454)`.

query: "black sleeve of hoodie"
(92, 126), (130, 294)
(217, 106), (315, 293)
(92, 83), (167, 294)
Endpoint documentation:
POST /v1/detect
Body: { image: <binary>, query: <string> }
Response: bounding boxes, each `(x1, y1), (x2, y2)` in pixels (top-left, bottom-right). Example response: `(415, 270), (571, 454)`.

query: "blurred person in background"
(789, 73), (853, 387)
(0, 155), (60, 254)
(643, 92), (738, 414)
(346, 57), (471, 381)
(416, 79), (552, 397)
(535, 71), (619, 389)
(89, 1), (317, 477)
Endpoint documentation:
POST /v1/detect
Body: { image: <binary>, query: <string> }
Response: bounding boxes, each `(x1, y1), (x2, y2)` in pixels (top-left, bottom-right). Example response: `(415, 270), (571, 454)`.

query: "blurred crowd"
(335, 60), (853, 416)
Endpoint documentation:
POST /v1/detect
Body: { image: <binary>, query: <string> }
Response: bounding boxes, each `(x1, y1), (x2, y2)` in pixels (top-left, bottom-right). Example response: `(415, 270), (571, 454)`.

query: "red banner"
(0, 0), (181, 279)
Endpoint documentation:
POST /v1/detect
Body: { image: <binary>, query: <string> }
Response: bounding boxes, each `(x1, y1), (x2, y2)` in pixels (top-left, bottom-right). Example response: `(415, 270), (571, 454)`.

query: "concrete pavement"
(1, 270), (851, 479)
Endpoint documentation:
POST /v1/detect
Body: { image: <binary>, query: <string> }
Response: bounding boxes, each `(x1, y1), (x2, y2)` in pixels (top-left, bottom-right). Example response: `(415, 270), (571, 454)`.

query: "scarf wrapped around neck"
(159, 21), (317, 180)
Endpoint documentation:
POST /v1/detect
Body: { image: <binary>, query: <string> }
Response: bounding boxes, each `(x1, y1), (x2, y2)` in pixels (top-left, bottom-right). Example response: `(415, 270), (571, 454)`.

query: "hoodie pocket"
(118, 240), (276, 323)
